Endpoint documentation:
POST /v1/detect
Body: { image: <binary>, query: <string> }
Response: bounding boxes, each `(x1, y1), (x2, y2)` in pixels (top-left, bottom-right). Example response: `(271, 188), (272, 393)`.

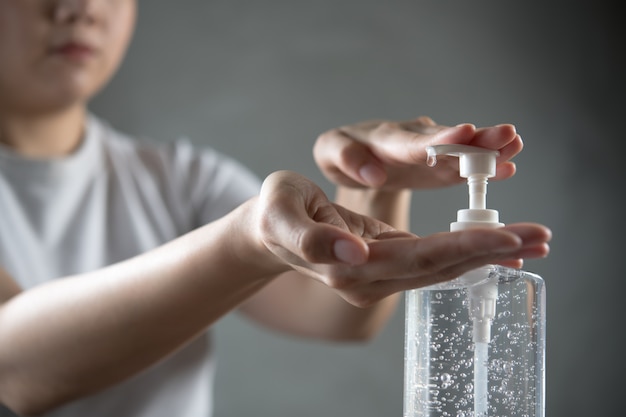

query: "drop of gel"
(426, 148), (438, 167)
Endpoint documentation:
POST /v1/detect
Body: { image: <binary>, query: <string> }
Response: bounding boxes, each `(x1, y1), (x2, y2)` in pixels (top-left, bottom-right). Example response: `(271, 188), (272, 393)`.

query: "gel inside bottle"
(403, 145), (545, 417)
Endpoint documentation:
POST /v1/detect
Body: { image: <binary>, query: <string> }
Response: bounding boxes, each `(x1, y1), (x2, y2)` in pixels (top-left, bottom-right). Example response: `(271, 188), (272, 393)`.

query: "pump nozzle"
(426, 144), (502, 231)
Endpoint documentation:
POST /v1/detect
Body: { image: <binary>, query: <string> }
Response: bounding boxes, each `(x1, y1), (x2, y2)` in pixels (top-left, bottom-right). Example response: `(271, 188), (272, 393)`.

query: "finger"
(501, 243), (551, 261)
(497, 258), (524, 269)
(403, 116), (443, 133)
(334, 131), (388, 187)
(314, 129), (387, 188)
(426, 239), (548, 285)
(327, 223), (550, 303)
(267, 204), (370, 266)
(357, 222), (550, 281)
(492, 135), (523, 180)
(470, 124), (519, 151)
(440, 223), (551, 271)
(357, 228), (524, 281)
(501, 223), (552, 246)
(493, 161), (517, 181)
(371, 229), (420, 240)
(495, 134), (524, 162)
(408, 123), (522, 176)
(366, 238), (548, 294)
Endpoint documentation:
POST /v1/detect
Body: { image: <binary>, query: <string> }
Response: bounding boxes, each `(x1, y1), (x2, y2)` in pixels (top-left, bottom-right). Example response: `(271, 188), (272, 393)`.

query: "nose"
(50, 0), (96, 24)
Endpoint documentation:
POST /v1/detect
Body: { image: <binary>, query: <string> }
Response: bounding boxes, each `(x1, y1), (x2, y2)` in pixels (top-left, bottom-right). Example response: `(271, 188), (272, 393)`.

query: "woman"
(0, 1), (550, 416)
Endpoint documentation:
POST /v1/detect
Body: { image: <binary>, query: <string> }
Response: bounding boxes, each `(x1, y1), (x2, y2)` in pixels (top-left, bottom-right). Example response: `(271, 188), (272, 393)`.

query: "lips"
(51, 40), (97, 61)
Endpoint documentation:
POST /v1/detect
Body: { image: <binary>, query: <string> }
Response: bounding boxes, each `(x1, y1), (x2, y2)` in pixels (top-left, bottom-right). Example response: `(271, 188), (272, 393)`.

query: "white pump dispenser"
(427, 145), (502, 417)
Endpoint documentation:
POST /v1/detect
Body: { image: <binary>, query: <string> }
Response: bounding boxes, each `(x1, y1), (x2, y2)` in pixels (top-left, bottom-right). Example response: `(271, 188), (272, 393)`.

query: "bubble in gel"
(440, 373), (452, 388)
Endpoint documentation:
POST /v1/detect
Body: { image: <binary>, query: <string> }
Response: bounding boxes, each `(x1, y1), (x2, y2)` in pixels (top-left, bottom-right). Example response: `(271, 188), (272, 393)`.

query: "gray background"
(90, 1), (623, 416)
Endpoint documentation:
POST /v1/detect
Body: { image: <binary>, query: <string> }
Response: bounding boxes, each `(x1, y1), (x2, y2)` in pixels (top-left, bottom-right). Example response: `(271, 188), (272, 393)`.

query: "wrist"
(225, 197), (292, 279)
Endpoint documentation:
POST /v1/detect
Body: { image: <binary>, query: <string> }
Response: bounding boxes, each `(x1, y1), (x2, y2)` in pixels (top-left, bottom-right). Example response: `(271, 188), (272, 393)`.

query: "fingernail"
(334, 239), (367, 265)
(496, 123), (517, 133)
(359, 164), (386, 186)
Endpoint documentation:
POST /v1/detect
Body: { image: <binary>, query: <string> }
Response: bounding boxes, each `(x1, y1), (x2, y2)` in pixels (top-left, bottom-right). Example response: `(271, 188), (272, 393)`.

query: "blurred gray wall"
(90, 1), (624, 416)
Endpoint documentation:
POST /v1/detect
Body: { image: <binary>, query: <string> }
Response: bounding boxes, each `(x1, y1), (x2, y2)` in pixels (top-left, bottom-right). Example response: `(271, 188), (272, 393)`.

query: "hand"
(254, 171), (550, 307)
(313, 116), (522, 190)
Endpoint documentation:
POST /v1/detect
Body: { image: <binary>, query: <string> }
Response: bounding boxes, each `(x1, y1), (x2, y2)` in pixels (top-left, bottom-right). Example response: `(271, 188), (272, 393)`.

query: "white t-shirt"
(0, 115), (261, 417)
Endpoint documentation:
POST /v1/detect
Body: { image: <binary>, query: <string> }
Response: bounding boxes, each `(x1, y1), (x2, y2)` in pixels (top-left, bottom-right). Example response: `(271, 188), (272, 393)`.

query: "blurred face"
(0, 0), (136, 115)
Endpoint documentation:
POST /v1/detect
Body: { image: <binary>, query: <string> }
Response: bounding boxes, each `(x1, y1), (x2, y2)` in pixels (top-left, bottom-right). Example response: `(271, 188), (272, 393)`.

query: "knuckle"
(316, 128), (340, 146)
(297, 229), (328, 264)
(257, 211), (274, 245)
(337, 144), (355, 166)
(376, 121), (399, 132)
(410, 254), (440, 275)
(257, 202), (285, 241)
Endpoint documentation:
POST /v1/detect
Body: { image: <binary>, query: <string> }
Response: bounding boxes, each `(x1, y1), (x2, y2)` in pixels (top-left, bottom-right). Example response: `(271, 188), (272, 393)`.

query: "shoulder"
(89, 115), (261, 222)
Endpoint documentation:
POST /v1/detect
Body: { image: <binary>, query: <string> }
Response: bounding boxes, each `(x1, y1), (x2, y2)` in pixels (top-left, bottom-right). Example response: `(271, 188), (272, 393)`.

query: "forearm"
(240, 270), (398, 342)
(285, 272), (400, 341)
(0, 199), (279, 415)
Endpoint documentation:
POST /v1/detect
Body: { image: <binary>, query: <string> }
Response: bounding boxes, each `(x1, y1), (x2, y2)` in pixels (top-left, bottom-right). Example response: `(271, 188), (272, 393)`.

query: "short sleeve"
(165, 139), (262, 228)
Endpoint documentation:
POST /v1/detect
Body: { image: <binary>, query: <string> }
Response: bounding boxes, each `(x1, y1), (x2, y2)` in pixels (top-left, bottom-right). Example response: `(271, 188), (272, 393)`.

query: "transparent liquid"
(403, 266), (545, 417)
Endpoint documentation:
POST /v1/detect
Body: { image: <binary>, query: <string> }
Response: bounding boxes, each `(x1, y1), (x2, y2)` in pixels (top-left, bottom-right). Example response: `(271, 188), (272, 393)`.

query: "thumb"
(259, 172), (369, 266)
(333, 237), (369, 265)
(287, 221), (369, 266)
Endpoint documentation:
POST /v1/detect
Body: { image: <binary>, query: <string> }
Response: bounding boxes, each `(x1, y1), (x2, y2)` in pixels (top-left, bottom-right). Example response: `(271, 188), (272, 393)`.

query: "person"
(0, 1), (551, 416)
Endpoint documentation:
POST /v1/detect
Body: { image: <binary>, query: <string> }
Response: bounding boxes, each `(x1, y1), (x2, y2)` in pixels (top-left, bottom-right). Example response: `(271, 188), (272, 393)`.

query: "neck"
(0, 106), (87, 158)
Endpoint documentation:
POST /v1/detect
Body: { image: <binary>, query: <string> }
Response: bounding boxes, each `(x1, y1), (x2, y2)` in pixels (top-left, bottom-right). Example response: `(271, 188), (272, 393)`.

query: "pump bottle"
(403, 145), (546, 417)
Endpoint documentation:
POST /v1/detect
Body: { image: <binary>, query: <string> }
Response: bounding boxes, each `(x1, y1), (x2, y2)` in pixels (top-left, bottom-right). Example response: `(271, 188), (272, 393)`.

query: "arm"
(0, 200), (279, 415)
(0, 170), (549, 415)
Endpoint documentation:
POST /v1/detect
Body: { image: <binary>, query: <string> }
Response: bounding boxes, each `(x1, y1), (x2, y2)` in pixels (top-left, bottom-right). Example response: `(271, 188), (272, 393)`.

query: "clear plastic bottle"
(404, 266), (545, 417)
(403, 145), (546, 417)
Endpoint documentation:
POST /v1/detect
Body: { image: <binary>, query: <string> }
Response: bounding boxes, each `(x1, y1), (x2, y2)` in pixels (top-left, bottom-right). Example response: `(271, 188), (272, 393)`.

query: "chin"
(17, 91), (91, 115)
(36, 79), (104, 112)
